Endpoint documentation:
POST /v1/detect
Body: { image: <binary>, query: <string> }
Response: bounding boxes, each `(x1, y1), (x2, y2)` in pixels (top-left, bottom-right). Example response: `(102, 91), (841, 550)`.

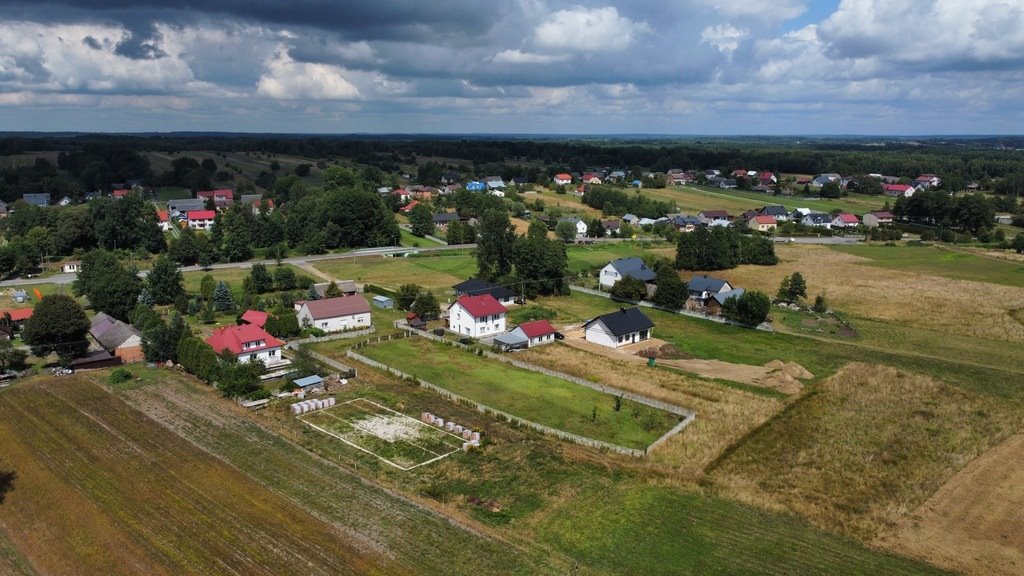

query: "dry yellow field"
(516, 344), (784, 474)
(709, 364), (1021, 541)
(723, 244), (1024, 343)
(877, 433), (1024, 576)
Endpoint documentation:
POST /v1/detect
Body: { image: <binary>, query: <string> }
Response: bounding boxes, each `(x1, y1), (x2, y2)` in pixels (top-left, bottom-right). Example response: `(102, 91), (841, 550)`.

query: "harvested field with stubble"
(709, 363), (1022, 542)
(0, 376), (392, 576)
(516, 344), (785, 474)
(877, 433), (1024, 576)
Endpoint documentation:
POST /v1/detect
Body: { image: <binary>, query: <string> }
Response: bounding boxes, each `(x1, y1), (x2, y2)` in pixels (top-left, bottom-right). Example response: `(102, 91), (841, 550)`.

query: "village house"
(552, 173), (573, 186)
(156, 209), (172, 231)
(197, 188), (234, 208)
(758, 205), (789, 221)
(584, 307), (654, 348)
(698, 210), (732, 226)
(599, 257), (657, 290)
(913, 174), (941, 188)
(240, 310), (269, 329)
(465, 181), (486, 192)
(494, 319), (557, 350)
(748, 215), (778, 233)
(90, 312), (144, 364)
(167, 198), (206, 215)
(812, 173), (841, 187)
(801, 213), (832, 228)
(206, 324), (285, 365)
(433, 212), (461, 231)
(831, 213), (860, 228)
(296, 295), (372, 333)
(22, 193), (50, 207)
(862, 211), (894, 228)
(582, 172), (603, 185)
(448, 294), (507, 338)
(687, 275), (734, 304)
(883, 183), (916, 198)
(453, 278), (517, 306)
(559, 216), (588, 238)
(187, 209), (217, 230)
(704, 288), (746, 316)
(60, 261), (82, 274)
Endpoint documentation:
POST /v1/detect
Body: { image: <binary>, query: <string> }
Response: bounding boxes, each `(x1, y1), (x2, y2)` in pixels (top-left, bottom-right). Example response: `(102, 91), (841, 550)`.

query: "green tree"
(305, 284), (321, 301)
(787, 272), (807, 300)
(527, 218), (549, 240)
(396, 284), (420, 310)
(722, 291), (771, 326)
(812, 293), (828, 313)
(273, 265), (296, 291)
(512, 234), (568, 298)
(200, 274), (217, 303)
(22, 294), (90, 364)
(609, 276), (648, 301)
(213, 281), (235, 312)
(0, 338), (27, 372)
(147, 256), (184, 305)
(142, 313), (187, 363)
(652, 265), (687, 310)
(476, 209), (516, 282)
(73, 249), (142, 322)
(555, 220), (576, 242)
(1013, 234), (1024, 254)
(411, 291), (440, 320)
(409, 203), (435, 237)
(245, 263), (274, 294)
(324, 281), (342, 298)
(587, 218), (606, 238)
(820, 181), (842, 198)
(137, 287), (156, 307)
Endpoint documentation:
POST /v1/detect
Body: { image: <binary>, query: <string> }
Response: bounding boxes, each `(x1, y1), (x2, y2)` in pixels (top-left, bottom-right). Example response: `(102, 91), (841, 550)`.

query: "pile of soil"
(763, 360), (815, 380)
(636, 344), (692, 360)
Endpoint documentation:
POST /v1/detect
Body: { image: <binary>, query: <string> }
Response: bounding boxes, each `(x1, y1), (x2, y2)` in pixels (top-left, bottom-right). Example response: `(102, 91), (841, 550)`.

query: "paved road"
(772, 236), (862, 245)
(0, 243), (477, 288)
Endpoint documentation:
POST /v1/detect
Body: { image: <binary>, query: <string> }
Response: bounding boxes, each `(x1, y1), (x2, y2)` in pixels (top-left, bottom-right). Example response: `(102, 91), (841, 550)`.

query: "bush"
(108, 368), (133, 385)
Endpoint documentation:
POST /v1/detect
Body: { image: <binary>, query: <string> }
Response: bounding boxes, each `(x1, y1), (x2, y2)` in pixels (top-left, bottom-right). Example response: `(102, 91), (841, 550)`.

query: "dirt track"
(877, 433), (1024, 576)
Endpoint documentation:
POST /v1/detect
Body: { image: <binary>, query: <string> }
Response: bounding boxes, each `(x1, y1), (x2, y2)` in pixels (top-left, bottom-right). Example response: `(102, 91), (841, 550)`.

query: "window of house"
(269, 350), (276, 357)
(249, 354), (257, 361)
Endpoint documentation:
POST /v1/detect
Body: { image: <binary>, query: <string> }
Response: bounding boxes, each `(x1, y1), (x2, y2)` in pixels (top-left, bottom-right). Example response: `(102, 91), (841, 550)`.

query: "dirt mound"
(755, 372), (803, 395)
(636, 344), (692, 360)
(762, 360), (814, 380)
(764, 360), (786, 371)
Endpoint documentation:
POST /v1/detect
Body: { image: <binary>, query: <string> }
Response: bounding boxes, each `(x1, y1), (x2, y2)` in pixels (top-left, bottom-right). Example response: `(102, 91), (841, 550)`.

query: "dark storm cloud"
(2, 0), (498, 42)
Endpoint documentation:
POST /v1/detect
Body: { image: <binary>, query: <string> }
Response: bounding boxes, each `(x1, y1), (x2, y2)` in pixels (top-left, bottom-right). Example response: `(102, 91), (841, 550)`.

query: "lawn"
(181, 263), (309, 299)
(645, 185), (889, 215)
(358, 337), (682, 450)
(709, 363), (1021, 541)
(152, 186), (192, 201)
(831, 243), (1024, 288)
(0, 375), (392, 575)
(537, 483), (948, 576)
(314, 252), (477, 292)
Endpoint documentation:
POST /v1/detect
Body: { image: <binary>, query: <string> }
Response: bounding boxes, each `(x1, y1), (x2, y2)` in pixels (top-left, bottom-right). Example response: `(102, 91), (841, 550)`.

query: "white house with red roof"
(296, 295), (372, 333)
(448, 294), (507, 338)
(112, 189), (131, 198)
(883, 183), (915, 198)
(913, 174), (941, 188)
(553, 173), (572, 186)
(831, 213), (861, 228)
(156, 209), (171, 231)
(206, 324), (285, 365)
(197, 189), (234, 208)
(187, 209), (217, 230)
(510, 319), (557, 347)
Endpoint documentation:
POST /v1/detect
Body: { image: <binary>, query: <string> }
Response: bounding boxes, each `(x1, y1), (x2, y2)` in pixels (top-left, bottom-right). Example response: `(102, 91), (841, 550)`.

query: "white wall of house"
(510, 327), (554, 347)
(189, 218), (214, 230)
(237, 347), (281, 364)
(599, 264), (623, 289)
(297, 307), (371, 333)
(448, 303), (506, 337)
(585, 320), (652, 348)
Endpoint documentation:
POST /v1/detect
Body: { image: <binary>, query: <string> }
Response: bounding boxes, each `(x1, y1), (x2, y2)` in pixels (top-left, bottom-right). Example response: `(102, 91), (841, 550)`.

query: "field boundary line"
(299, 416), (412, 471)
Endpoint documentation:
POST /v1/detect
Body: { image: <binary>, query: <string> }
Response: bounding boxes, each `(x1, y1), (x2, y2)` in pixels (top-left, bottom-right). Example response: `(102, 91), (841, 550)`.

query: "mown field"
(0, 376), (394, 575)
(709, 364), (1022, 542)
(831, 243), (1024, 288)
(358, 337), (681, 450)
(315, 251), (476, 293)
(641, 185), (890, 215)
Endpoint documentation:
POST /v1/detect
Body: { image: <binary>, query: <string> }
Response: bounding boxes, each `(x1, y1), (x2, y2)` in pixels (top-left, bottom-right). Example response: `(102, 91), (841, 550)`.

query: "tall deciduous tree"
(22, 294), (90, 364)
(722, 291), (771, 326)
(476, 209), (516, 282)
(73, 249), (142, 322)
(411, 291), (440, 320)
(147, 256), (184, 305)
(652, 264), (687, 310)
(409, 203), (435, 237)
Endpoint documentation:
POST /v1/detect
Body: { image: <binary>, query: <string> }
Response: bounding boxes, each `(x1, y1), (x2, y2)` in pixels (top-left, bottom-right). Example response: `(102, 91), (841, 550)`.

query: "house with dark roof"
(705, 288), (746, 316)
(688, 275), (733, 302)
(452, 279), (516, 306)
(296, 295), (371, 333)
(22, 193), (50, 207)
(448, 294), (507, 338)
(206, 324), (285, 365)
(671, 215), (702, 232)
(584, 307), (654, 348)
(599, 257), (657, 289)
(90, 312), (143, 363)
(801, 213), (832, 228)
(863, 211), (894, 228)
(167, 198), (206, 214)
(698, 210), (732, 225)
(759, 205), (789, 221)
(433, 212), (461, 230)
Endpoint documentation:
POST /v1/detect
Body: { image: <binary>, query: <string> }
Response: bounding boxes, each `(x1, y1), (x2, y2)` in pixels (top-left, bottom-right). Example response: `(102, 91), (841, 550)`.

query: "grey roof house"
(599, 257), (657, 289)
(584, 307), (654, 348)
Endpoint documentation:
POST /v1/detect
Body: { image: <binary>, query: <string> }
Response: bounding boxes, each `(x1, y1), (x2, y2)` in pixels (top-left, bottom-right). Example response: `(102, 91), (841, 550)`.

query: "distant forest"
(3, 134), (1024, 203)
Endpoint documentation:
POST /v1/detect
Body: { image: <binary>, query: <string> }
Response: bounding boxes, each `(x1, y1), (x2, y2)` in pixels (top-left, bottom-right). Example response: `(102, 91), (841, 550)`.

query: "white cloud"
(256, 49), (360, 100)
(697, 0), (807, 21)
(534, 6), (650, 53)
(492, 49), (571, 64)
(820, 0), (1024, 67)
(701, 25), (748, 55)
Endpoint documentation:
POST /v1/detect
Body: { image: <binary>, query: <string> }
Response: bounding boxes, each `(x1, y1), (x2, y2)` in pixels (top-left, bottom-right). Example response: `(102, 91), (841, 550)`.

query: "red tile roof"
(454, 294), (507, 318)
(240, 310), (269, 328)
(518, 319), (555, 339)
(751, 215), (777, 225)
(301, 295), (371, 321)
(400, 200), (420, 212)
(187, 210), (217, 220)
(156, 210), (169, 222)
(112, 189), (130, 197)
(835, 213), (860, 223)
(206, 324), (283, 356)
(554, 173), (572, 180)
(868, 211), (894, 218)
(198, 189), (234, 199)
(883, 184), (913, 193)
(1, 309), (33, 322)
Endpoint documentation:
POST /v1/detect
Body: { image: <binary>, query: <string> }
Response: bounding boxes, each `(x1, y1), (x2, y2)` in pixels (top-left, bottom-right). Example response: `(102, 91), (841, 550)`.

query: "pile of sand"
(635, 343), (692, 360)
(764, 360), (814, 380)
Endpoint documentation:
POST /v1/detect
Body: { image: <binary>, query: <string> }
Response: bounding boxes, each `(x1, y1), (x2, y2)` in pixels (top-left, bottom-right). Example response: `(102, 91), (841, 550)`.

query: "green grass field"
(181, 264), (309, 299)
(642, 185), (888, 216)
(314, 252), (477, 292)
(358, 337), (681, 449)
(538, 484), (948, 576)
(831, 244), (1024, 287)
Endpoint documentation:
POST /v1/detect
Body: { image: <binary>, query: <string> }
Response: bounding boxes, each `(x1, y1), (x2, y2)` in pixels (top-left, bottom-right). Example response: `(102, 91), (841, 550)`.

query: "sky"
(1, 0), (1023, 135)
